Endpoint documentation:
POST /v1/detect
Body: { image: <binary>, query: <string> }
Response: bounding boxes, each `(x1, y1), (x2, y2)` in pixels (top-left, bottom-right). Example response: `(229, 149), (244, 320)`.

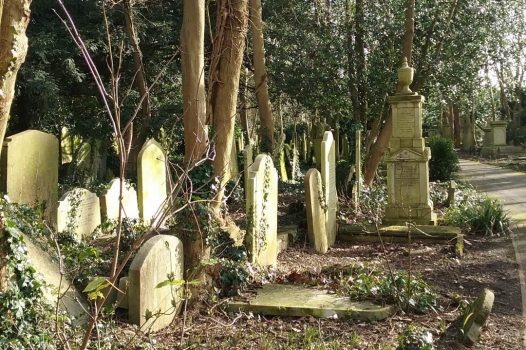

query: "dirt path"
(459, 158), (526, 347)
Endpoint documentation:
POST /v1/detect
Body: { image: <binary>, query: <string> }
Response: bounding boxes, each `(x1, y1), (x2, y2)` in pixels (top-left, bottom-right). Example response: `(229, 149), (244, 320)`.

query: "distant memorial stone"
(128, 235), (184, 332)
(490, 121), (507, 146)
(101, 178), (140, 220)
(57, 188), (101, 240)
(459, 288), (495, 346)
(305, 168), (328, 253)
(138, 139), (167, 225)
(321, 131), (338, 245)
(0, 130), (58, 226)
(384, 58), (436, 225)
(246, 154), (278, 266)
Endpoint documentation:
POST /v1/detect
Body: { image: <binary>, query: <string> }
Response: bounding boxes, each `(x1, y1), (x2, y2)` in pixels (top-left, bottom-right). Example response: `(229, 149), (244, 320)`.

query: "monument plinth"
(384, 58), (436, 225)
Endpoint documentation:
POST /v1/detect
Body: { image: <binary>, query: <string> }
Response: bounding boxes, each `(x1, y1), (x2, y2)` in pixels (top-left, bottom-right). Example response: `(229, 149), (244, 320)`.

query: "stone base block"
(481, 145), (524, 158)
(384, 205), (437, 225)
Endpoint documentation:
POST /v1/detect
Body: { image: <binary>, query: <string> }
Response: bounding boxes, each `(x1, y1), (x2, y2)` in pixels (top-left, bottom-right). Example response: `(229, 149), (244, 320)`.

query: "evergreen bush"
(428, 137), (459, 181)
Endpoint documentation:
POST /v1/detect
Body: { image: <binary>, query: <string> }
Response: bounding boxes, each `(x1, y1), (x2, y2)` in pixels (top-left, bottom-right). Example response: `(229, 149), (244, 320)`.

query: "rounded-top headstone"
(459, 288), (495, 346)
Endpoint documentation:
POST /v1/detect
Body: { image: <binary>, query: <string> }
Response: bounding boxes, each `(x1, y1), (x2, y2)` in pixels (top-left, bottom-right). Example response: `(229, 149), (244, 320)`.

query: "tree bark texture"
(123, 0), (151, 174)
(209, 0), (249, 211)
(181, 0), (209, 165)
(0, 0), (31, 292)
(249, 0), (273, 152)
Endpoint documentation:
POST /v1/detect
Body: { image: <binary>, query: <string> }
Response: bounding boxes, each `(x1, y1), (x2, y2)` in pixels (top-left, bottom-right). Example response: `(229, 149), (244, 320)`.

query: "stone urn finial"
(397, 57), (414, 95)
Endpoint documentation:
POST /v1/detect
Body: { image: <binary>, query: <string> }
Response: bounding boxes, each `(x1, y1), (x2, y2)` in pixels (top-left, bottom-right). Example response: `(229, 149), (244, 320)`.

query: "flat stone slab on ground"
(228, 284), (393, 321)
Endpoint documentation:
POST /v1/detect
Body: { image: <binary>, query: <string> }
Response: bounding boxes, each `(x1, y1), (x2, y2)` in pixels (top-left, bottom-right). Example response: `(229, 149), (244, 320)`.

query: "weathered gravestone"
(246, 154), (278, 266)
(101, 178), (140, 220)
(57, 188), (101, 240)
(138, 139), (167, 225)
(128, 235), (184, 332)
(0, 130), (59, 226)
(384, 58), (436, 225)
(321, 131), (338, 245)
(305, 168), (328, 253)
(228, 137), (239, 180)
(459, 288), (495, 346)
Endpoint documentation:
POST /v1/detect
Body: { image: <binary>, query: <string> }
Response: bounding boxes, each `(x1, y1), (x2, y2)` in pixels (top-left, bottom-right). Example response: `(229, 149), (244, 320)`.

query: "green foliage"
(396, 324), (435, 350)
(428, 137), (459, 181)
(336, 160), (352, 195)
(0, 201), (55, 349)
(445, 195), (510, 236)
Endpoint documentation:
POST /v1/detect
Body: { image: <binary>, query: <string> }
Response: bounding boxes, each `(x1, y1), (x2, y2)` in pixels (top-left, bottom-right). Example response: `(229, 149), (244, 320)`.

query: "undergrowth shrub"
(445, 196), (510, 236)
(396, 324), (435, 350)
(428, 137), (459, 181)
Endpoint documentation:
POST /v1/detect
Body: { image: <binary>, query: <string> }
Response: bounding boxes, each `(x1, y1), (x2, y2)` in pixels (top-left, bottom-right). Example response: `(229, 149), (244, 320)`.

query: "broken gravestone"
(321, 131), (337, 245)
(100, 178), (140, 220)
(137, 139), (168, 225)
(57, 188), (101, 240)
(246, 154), (278, 267)
(459, 288), (495, 346)
(128, 235), (184, 332)
(305, 168), (328, 253)
(0, 130), (59, 226)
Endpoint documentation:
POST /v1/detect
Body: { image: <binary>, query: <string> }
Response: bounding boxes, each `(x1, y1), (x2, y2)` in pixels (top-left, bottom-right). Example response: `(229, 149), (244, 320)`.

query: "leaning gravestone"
(305, 168), (328, 253)
(459, 288), (495, 346)
(246, 154), (278, 266)
(321, 131), (338, 245)
(57, 188), (101, 240)
(0, 130), (59, 226)
(128, 235), (184, 332)
(138, 139), (167, 225)
(100, 178), (140, 220)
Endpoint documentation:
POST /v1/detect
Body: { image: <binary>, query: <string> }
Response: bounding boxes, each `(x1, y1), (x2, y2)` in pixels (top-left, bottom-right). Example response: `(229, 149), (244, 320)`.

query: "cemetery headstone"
(128, 235), (184, 332)
(305, 168), (328, 253)
(246, 154), (278, 266)
(321, 131), (338, 245)
(0, 130), (59, 226)
(137, 139), (167, 225)
(228, 137), (239, 180)
(490, 120), (507, 146)
(384, 58), (436, 225)
(57, 188), (101, 240)
(459, 288), (495, 346)
(101, 178), (140, 220)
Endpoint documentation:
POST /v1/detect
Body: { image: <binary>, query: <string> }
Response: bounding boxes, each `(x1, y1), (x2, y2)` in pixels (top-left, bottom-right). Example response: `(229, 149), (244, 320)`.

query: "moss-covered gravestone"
(138, 139), (167, 225)
(57, 188), (101, 240)
(128, 235), (184, 332)
(0, 130), (58, 226)
(459, 288), (495, 346)
(101, 178), (140, 220)
(305, 168), (328, 253)
(246, 154), (278, 266)
(321, 131), (338, 245)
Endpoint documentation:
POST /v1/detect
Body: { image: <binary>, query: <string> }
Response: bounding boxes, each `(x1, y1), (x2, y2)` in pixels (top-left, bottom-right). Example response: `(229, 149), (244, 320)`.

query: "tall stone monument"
(384, 58), (436, 225)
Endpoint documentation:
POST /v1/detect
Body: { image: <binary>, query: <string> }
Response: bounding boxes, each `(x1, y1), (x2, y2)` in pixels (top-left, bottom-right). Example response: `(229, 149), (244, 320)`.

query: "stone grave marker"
(321, 131), (338, 245)
(305, 168), (328, 253)
(101, 178), (140, 220)
(490, 121), (507, 146)
(246, 154), (278, 266)
(384, 58), (436, 225)
(228, 137), (239, 180)
(0, 130), (59, 226)
(57, 188), (101, 240)
(459, 288), (495, 346)
(128, 235), (184, 332)
(138, 139), (167, 225)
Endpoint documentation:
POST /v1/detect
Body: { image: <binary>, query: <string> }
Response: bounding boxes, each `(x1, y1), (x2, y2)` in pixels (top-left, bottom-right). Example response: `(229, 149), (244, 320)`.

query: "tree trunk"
(209, 0), (249, 214)
(249, 0), (273, 152)
(181, 0), (208, 165)
(239, 67), (250, 143)
(0, 0), (31, 292)
(453, 104), (461, 148)
(123, 0), (151, 174)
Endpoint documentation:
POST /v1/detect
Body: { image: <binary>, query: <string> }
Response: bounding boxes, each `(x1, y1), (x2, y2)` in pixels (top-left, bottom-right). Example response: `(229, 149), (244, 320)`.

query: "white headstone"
(0, 130), (59, 226)
(57, 188), (101, 240)
(320, 131), (337, 245)
(128, 235), (184, 332)
(305, 168), (328, 253)
(246, 154), (278, 266)
(137, 139), (168, 225)
(101, 178), (140, 220)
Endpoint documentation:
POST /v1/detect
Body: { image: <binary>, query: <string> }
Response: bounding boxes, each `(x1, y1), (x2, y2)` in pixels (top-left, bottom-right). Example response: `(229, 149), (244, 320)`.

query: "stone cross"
(384, 59), (436, 225)
(321, 131), (338, 245)
(246, 154), (278, 266)
(0, 130), (59, 226)
(137, 139), (168, 225)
